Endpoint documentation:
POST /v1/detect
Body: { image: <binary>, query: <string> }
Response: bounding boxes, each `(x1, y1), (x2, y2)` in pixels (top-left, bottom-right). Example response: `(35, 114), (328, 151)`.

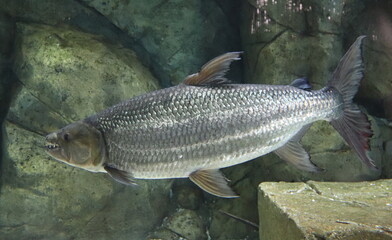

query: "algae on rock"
(258, 180), (392, 240)
(0, 22), (171, 240)
(81, 0), (241, 86)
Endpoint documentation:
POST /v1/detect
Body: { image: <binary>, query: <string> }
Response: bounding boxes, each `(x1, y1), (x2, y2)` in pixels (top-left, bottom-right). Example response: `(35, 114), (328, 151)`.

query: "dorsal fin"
(183, 52), (242, 86)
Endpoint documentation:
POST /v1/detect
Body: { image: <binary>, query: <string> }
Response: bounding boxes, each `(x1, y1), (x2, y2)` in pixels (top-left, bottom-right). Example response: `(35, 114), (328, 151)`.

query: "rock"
(241, 0), (345, 87)
(172, 181), (204, 210)
(302, 0), (345, 34)
(11, 23), (159, 131)
(147, 228), (184, 240)
(0, 0), (125, 43)
(342, 1), (392, 119)
(258, 180), (392, 240)
(163, 209), (207, 240)
(207, 192), (259, 240)
(243, 30), (342, 89)
(0, 0), (155, 84)
(0, 0), (85, 26)
(0, 22), (171, 239)
(244, 0), (306, 36)
(81, 0), (241, 86)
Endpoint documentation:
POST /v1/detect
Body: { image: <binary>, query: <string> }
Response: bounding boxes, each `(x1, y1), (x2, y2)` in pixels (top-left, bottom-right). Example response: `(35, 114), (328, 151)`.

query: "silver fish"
(45, 36), (375, 198)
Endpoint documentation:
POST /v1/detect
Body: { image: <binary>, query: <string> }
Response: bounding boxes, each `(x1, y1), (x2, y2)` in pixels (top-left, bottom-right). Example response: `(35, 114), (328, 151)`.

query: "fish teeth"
(46, 143), (59, 150)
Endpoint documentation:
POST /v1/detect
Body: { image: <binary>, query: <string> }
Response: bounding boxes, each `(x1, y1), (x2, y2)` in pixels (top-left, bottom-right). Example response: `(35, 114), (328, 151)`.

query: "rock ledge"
(259, 180), (392, 240)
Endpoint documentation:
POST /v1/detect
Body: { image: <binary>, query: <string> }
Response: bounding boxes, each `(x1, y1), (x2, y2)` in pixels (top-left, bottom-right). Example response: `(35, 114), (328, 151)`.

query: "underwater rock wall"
(81, 0), (241, 86)
(0, 0), (390, 240)
(1, 22), (171, 239)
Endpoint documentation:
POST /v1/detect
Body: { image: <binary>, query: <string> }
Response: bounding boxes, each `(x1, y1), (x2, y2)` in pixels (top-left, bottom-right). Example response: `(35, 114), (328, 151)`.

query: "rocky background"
(0, 0), (391, 240)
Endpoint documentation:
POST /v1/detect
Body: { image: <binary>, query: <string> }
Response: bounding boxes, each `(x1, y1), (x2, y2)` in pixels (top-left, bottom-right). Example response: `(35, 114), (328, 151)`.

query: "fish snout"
(45, 132), (60, 150)
(45, 132), (58, 142)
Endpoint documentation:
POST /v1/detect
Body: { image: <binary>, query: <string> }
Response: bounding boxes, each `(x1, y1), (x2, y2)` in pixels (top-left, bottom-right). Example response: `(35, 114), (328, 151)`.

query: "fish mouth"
(45, 142), (60, 151)
(45, 132), (61, 152)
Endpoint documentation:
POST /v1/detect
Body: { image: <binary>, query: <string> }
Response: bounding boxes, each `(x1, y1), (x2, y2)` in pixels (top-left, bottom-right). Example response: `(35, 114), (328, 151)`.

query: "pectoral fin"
(104, 165), (137, 185)
(274, 125), (323, 172)
(189, 169), (239, 198)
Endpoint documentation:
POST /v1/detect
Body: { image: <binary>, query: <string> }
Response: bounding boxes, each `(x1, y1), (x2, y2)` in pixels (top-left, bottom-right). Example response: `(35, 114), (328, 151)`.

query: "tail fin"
(328, 36), (376, 169)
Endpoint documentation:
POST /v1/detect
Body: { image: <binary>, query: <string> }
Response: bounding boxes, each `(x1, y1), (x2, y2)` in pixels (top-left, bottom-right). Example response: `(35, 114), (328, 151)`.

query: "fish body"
(46, 36), (375, 198)
(86, 84), (339, 178)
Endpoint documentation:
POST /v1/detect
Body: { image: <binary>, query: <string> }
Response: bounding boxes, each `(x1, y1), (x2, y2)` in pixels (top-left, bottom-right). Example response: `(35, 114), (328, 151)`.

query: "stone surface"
(172, 181), (204, 210)
(81, 0), (241, 86)
(241, 0), (345, 88)
(207, 193), (259, 240)
(0, 22), (171, 239)
(342, 0), (392, 119)
(11, 23), (159, 132)
(147, 228), (184, 240)
(163, 209), (207, 240)
(0, 0), (156, 89)
(258, 180), (392, 240)
(0, 0), (132, 45)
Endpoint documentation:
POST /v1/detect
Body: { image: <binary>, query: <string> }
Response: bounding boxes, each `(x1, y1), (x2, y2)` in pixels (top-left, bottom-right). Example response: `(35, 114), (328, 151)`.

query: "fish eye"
(63, 133), (70, 141)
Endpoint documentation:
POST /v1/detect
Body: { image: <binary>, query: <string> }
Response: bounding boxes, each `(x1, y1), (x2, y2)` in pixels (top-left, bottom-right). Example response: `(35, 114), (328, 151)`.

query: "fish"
(45, 36), (375, 198)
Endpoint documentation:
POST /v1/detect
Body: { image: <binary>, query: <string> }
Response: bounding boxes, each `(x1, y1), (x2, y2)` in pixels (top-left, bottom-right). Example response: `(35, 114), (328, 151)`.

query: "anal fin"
(104, 165), (137, 185)
(274, 125), (323, 172)
(189, 169), (239, 198)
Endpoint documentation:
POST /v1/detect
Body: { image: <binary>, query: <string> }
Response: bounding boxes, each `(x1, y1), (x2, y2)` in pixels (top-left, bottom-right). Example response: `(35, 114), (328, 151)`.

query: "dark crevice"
(230, 169), (253, 187)
(212, 0), (243, 31)
(0, 13), (17, 190)
(219, 210), (259, 230)
(247, 29), (288, 46)
(305, 182), (322, 195)
(267, 14), (303, 35)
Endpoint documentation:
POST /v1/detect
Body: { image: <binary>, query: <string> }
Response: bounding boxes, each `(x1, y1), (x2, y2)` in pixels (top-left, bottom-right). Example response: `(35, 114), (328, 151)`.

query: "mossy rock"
(259, 180), (392, 240)
(0, 23), (171, 240)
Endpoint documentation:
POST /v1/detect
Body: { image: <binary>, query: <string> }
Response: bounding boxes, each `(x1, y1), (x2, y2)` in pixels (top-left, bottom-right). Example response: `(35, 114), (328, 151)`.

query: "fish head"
(45, 121), (106, 172)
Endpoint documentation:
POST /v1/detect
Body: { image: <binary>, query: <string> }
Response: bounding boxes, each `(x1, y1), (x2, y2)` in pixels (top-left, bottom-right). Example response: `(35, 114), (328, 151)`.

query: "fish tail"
(327, 36), (376, 169)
